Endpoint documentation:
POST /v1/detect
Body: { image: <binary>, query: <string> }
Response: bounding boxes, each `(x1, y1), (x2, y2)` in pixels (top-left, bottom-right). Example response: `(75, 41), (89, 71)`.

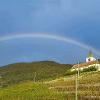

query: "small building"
(71, 51), (100, 71)
(86, 51), (96, 62)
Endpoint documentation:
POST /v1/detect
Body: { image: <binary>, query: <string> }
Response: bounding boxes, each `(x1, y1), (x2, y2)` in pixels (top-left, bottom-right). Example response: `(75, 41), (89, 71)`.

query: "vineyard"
(0, 71), (99, 100)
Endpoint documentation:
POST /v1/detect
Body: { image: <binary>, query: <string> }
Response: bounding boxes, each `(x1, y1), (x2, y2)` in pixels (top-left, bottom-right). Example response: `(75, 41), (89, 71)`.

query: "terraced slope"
(48, 71), (100, 99)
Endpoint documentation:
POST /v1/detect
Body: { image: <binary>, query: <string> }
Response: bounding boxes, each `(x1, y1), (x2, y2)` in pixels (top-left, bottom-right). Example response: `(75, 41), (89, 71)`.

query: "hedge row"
(65, 66), (97, 76)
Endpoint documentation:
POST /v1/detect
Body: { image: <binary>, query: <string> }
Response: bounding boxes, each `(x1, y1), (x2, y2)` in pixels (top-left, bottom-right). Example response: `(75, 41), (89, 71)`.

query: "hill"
(0, 61), (72, 87)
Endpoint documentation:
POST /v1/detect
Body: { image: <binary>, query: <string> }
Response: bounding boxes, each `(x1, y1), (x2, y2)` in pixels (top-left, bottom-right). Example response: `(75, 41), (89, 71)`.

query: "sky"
(0, 0), (100, 66)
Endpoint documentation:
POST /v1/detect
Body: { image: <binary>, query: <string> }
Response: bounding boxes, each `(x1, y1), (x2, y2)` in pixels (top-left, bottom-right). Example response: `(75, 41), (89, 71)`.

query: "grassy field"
(0, 81), (70, 100)
(0, 71), (99, 100)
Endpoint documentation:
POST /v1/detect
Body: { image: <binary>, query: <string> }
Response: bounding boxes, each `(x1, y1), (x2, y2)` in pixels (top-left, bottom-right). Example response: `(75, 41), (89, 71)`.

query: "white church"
(71, 51), (100, 71)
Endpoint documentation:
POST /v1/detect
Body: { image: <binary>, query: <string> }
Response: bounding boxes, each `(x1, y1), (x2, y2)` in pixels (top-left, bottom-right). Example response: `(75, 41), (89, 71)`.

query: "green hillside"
(0, 61), (72, 87)
(0, 61), (99, 99)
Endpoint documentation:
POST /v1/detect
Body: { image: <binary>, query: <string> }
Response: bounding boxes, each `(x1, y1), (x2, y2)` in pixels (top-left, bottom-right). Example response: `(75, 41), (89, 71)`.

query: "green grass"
(0, 81), (73, 100)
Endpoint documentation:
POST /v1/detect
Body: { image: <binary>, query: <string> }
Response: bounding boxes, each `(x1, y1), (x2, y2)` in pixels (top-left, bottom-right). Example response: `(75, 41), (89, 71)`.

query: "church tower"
(86, 51), (96, 62)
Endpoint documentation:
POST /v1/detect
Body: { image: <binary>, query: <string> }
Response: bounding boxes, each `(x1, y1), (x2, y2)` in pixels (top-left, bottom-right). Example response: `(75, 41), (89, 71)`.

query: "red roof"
(72, 60), (100, 69)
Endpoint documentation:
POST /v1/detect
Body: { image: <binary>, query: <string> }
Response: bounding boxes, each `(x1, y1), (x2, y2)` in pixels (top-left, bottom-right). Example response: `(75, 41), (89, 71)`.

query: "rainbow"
(0, 33), (100, 56)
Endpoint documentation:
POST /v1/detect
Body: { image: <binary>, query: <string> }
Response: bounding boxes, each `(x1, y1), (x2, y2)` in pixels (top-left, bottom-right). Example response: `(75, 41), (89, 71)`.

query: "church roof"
(88, 51), (93, 57)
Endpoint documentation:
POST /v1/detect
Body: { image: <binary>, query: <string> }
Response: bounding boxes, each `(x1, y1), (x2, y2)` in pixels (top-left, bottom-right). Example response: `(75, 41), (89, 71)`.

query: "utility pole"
(77, 62), (80, 85)
(75, 73), (78, 100)
(75, 62), (80, 100)
(34, 72), (37, 82)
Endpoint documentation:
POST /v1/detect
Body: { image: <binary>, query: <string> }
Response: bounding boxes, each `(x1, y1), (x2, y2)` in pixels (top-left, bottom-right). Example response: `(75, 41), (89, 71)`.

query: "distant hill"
(0, 61), (72, 87)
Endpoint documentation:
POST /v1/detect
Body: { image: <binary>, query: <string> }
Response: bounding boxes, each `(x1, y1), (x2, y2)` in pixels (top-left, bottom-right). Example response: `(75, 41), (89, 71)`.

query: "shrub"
(82, 66), (97, 72)
(64, 70), (77, 76)
(65, 66), (97, 76)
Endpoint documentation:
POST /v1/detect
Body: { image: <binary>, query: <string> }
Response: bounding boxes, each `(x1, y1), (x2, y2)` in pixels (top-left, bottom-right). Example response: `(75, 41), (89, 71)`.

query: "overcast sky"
(0, 0), (100, 66)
